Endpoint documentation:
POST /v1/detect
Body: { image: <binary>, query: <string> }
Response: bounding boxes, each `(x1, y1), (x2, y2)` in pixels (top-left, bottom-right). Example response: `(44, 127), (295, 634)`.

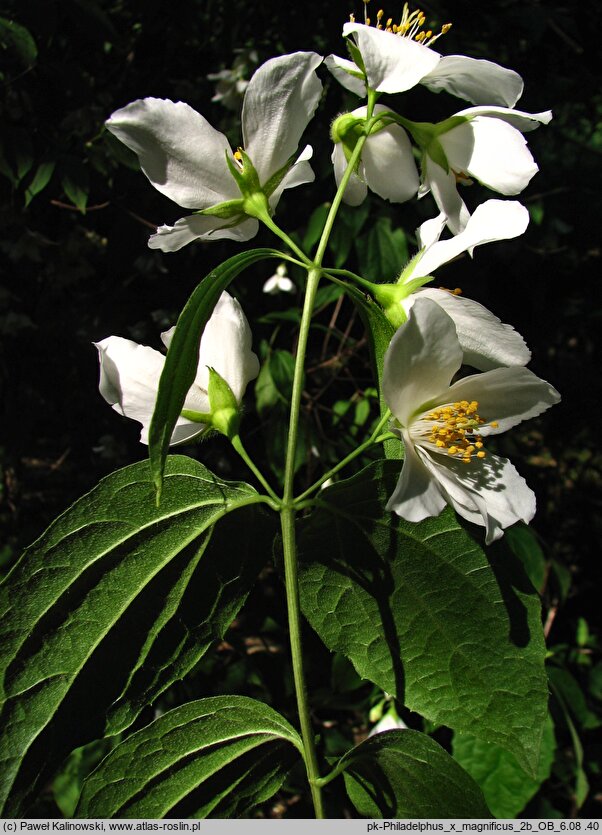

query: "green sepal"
(331, 113), (364, 146)
(262, 155), (293, 200)
(425, 137), (450, 173)
(224, 148), (262, 197)
(196, 198), (245, 220)
(345, 38), (366, 76)
(434, 114), (471, 137)
(180, 409), (212, 424)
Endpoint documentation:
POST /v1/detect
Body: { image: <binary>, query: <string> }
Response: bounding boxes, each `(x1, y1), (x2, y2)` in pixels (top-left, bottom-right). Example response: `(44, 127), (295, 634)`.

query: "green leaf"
(453, 714), (556, 818)
(498, 523), (547, 593)
(148, 248), (285, 499)
(77, 697), (302, 818)
(25, 160), (56, 206)
(356, 216), (408, 282)
(255, 349), (296, 415)
(61, 158), (89, 213)
(297, 460), (549, 774)
(53, 740), (114, 818)
(303, 202), (330, 252)
(0, 18), (38, 67)
(0, 455), (269, 815)
(340, 730), (490, 818)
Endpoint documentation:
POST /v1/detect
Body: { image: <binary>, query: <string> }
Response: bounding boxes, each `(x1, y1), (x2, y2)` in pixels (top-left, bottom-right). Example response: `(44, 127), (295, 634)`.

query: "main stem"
(279, 91), (377, 818)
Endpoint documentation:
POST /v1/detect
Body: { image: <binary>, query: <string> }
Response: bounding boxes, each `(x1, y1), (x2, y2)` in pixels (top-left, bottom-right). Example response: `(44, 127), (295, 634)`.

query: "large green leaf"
(297, 460), (548, 774)
(453, 714), (556, 818)
(77, 697), (302, 818)
(148, 248), (285, 498)
(356, 215), (408, 282)
(340, 730), (490, 818)
(0, 456), (270, 816)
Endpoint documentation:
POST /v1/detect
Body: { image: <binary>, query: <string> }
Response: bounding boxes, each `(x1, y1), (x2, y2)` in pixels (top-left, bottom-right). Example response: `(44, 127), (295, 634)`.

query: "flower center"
(418, 400), (499, 464)
(351, 2), (451, 46)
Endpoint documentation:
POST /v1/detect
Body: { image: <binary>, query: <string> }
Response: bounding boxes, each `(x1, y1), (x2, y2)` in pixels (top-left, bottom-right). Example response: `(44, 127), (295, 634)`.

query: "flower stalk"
(278, 93), (377, 818)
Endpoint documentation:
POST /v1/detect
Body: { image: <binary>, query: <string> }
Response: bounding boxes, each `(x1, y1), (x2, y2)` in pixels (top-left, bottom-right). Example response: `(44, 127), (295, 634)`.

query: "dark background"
(1, 0), (600, 816)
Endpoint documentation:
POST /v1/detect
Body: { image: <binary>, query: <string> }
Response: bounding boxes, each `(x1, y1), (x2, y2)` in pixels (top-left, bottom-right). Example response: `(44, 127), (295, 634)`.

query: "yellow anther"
(442, 23), (452, 33)
(377, 8), (384, 19)
(436, 440), (445, 448)
(462, 457), (471, 464)
(476, 451), (486, 459)
(233, 149), (243, 161)
(365, 16), (371, 24)
(453, 287), (462, 295)
(490, 421), (499, 428)
(475, 441), (483, 449)
(386, 17), (393, 25)
(448, 446), (458, 455)
(349, 12), (356, 21)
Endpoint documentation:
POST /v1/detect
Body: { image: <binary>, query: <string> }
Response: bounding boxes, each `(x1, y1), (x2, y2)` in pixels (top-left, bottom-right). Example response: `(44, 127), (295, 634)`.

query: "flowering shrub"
(1, 3), (574, 820)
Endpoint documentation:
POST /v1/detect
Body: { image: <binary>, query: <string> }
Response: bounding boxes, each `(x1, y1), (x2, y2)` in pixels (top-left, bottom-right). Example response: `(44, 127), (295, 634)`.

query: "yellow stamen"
(417, 399), (498, 465)
(356, 3), (452, 48)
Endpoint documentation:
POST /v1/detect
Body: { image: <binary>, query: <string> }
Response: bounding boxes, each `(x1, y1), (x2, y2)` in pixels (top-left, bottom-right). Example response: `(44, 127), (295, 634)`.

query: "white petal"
(445, 365), (560, 434)
(441, 118), (539, 195)
(192, 291), (260, 403)
(424, 155), (470, 234)
(148, 215), (259, 252)
(263, 275), (295, 294)
(421, 56), (524, 107)
(420, 451), (536, 544)
(331, 142), (367, 206)
(242, 52), (323, 182)
(412, 288), (531, 370)
(343, 23), (440, 94)
(325, 54), (366, 96)
(386, 435), (448, 521)
(361, 120), (419, 203)
(416, 212), (446, 250)
(413, 199), (529, 276)
(105, 98), (238, 209)
(268, 145), (315, 211)
(95, 336), (205, 446)
(382, 298), (462, 426)
(455, 105), (552, 132)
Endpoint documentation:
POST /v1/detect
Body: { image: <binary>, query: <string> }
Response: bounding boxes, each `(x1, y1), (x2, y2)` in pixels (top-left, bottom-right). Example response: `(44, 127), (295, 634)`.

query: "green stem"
(260, 214), (313, 265)
(276, 91), (379, 819)
(294, 410), (392, 503)
(230, 434), (281, 506)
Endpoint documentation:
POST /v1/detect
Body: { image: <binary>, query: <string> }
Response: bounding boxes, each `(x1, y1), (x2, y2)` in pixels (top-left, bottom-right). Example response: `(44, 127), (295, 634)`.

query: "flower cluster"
(97, 6), (559, 543)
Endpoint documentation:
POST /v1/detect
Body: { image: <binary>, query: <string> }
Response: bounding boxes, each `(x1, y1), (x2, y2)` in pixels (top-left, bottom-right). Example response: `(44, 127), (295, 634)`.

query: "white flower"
(326, 19), (524, 107)
(207, 48), (259, 111)
(263, 263), (295, 294)
(105, 52), (322, 252)
(94, 292), (259, 445)
(368, 711), (408, 738)
(397, 200), (532, 370)
(421, 106), (552, 234)
(332, 104), (419, 206)
(383, 298), (560, 543)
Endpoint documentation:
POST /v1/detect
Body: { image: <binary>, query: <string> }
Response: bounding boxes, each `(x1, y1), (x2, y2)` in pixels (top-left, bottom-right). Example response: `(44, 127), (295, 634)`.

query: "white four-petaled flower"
(106, 52), (323, 251)
(395, 199), (532, 370)
(94, 292), (259, 445)
(383, 298), (560, 543)
(421, 106), (552, 234)
(332, 104), (419, 206)
(327, 21), (525, 107)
